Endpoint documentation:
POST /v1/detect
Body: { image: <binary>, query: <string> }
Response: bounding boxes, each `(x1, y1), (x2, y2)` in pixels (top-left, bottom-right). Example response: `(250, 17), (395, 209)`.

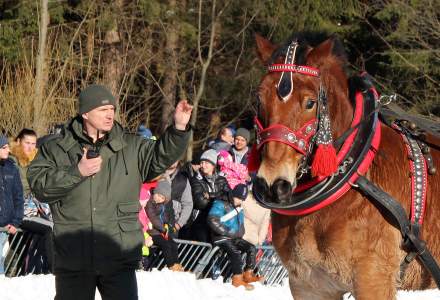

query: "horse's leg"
(352, 255), (398, 300)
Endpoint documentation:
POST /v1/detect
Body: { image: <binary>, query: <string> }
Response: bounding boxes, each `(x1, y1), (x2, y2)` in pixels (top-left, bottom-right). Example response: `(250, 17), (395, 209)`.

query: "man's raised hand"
(174, 100), (193, 131)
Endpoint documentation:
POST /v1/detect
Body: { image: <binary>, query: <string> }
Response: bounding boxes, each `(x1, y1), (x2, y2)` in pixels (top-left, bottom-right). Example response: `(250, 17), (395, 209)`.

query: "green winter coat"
(27, 116), (191, 274)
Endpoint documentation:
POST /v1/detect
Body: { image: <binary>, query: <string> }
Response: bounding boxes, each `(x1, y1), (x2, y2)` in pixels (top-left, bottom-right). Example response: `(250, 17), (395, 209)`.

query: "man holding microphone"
(28, 84), (192, 300)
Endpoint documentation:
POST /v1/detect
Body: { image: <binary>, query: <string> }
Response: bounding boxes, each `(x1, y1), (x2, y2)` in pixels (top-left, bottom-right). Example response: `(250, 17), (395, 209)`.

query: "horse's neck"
(329, 93), (354, 140)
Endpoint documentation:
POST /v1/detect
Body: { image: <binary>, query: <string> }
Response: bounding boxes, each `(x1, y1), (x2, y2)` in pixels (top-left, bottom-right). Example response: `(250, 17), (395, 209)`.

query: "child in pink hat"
(217, 150), (249, 189)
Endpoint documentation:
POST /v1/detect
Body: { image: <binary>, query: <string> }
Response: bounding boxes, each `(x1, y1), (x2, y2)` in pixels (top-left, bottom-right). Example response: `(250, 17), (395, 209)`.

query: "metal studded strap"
(393, 123), (428, 228)
(255, 117), (317, 155)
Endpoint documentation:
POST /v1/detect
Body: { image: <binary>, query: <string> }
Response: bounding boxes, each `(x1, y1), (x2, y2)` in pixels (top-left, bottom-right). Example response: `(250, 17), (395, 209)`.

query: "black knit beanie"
(78, 84), (116, 115)
(231, 184), (248, 200)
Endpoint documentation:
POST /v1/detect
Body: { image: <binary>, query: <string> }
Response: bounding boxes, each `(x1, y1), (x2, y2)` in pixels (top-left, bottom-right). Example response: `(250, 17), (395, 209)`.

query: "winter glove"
(161, 224), (170, 240)
(161, 224), (177, 240)
(142, 232), (153, 256)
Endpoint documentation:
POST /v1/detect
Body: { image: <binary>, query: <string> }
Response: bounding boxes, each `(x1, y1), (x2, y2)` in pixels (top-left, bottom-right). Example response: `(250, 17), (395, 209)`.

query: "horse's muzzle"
(253, 176), (295, 206)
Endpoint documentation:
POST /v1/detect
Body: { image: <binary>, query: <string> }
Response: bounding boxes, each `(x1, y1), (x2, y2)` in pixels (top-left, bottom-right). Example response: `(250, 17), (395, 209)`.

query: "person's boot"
(243, 269), (264, 283)
(231, 274), (254, 290)
(169, 263), (185, 272)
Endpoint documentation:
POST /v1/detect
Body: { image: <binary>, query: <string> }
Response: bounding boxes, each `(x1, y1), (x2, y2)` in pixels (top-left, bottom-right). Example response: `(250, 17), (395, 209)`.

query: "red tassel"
(311, 144), (338, 177)
(247, 144), (261, 173)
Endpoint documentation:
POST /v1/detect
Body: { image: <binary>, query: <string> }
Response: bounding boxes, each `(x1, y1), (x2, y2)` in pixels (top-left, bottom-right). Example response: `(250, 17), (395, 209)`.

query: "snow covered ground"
(0, 269), (439, 300)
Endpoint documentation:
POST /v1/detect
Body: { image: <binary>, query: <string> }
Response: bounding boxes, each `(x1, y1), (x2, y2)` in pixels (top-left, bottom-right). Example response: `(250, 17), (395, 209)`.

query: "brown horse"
(252, 32), (440, 300)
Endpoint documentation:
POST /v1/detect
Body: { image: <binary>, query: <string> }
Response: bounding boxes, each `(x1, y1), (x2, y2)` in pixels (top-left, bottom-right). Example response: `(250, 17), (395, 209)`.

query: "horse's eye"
(305, 99), (316, 110)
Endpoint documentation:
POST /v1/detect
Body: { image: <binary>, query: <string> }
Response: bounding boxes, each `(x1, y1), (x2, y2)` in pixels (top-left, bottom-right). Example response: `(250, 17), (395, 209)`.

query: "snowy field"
(0, 269), (439, 300)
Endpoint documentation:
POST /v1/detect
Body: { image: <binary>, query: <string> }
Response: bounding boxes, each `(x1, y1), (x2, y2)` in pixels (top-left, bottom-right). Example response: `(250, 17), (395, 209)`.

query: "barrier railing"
(1, 229), (289, 286)
(145, 239), (213, 273)
(189, 246), (288, 285)
(1, 228), (29, 277)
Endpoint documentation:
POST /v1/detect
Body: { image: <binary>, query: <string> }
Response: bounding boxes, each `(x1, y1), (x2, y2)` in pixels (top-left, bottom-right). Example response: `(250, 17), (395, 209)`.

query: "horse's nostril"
(254, 176), (269, 190)
(253, 176), (270, 198)
(271, 178), (292, 204)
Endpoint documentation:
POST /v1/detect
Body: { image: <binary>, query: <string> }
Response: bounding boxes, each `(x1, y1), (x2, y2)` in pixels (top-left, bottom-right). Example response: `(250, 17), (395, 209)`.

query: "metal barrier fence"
(1, 229), (289, 286)
(147, 241), (289, 286)
(1, 228), (30, 277)
(144, 239), (213, 273)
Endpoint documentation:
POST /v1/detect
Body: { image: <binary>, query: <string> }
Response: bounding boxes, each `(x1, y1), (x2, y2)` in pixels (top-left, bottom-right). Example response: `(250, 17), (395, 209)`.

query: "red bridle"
(255, 117), (317, 155)
(254, 63), (321, 155)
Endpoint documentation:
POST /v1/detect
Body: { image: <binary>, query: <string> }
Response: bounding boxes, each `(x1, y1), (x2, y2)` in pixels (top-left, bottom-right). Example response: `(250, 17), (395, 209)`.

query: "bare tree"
(33, 0), (49, 135)
(102, 0), (124, 120)
(159, 0), (180, 133)
(186, 0), (219, 161)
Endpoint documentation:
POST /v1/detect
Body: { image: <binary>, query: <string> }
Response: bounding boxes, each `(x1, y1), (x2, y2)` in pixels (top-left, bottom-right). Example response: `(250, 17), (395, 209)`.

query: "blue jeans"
(0, 231), (8, 274)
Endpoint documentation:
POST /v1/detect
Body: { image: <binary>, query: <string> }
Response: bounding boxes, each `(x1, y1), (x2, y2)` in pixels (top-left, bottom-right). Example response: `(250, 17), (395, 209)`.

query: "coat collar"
(57, 116), (126, 153)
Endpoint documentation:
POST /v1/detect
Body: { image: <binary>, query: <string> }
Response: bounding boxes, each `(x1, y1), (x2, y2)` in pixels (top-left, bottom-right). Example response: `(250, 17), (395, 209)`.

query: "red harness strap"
(268, 64), (320, 77)
(393, 123), (428, 226)
(255, 118), (317, 155)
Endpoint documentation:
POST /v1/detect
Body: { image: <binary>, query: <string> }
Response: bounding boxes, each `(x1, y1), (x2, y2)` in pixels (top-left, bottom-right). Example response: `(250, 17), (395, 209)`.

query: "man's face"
(200, 160), (215, 176)
(19, 135), (37, 155)
(82, 105), (115, 133)
(221, 128), (234, 145)
(234, 135), (247, 151)
(0, 144), (10, 160)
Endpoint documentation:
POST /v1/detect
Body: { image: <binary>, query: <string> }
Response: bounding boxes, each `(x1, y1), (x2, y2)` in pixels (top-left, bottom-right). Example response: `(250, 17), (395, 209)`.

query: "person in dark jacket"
(207, 184), (263, 290)
(164, 161), (193, 234)
(146, 179), (183, 271)
(10, 128), (53, 275)
(27, 85), (192, 300)
(190, 149), (229, 243)
(208, 127), (234, 152)
(0, 135), (24, 274)
(230, 127), (251, 165)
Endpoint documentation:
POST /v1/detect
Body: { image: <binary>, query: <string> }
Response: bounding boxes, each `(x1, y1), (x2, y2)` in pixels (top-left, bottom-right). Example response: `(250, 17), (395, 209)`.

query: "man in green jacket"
(27, 84), (192, 300)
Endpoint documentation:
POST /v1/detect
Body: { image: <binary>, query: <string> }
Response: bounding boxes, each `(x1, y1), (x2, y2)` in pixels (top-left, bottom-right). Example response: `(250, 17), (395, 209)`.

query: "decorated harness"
(252, 39), (440, 288)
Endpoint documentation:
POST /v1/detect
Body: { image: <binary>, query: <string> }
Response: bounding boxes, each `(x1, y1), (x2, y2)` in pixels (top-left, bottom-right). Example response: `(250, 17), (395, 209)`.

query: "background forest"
(0, 0), (439, 159)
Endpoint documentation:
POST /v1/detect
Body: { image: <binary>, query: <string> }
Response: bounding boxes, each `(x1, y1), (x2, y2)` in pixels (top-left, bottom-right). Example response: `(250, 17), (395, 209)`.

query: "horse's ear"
(307, 35), (346, 65)
(255, 34), (277, 64)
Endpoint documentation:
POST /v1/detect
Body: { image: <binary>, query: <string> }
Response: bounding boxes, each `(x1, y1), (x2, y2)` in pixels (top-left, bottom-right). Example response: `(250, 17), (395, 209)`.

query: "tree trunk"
(33, 0), (49, 135)
(102, 0), (124, 121)
(159, 0), (179, 134)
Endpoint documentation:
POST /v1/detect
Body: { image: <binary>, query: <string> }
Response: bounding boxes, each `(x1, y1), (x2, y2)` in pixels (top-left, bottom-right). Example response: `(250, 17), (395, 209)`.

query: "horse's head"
(253, 33), (354, 206)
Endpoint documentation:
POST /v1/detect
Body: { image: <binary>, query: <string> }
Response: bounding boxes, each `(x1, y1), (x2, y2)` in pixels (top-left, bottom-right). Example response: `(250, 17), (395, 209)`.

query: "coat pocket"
(117, 202), (139, 218)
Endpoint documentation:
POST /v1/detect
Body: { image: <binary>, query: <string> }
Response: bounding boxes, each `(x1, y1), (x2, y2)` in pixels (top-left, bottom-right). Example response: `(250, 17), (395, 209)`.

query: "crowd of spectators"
(138, 124), (271, 289)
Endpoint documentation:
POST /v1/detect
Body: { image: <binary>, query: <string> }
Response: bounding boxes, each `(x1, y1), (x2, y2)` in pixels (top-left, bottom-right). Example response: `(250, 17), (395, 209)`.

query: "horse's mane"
(268, 31), (347, 69)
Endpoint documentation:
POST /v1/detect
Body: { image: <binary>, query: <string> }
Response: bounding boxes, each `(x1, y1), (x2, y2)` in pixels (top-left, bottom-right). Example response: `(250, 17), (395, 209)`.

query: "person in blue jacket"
(0, 134), (24, 274)
(207, 184), (263, 290)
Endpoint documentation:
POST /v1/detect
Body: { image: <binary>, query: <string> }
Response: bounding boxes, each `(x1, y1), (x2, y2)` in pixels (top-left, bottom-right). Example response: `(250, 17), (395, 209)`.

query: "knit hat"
(154, 179), (172, 201)
(78, 84), (116, 115)
(231, 184), (248, 200)
(235, 128), (250, 143)
(200, 149), (218, 166)
(137, 125), (153, 139)
(0, 135), (8, 148)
